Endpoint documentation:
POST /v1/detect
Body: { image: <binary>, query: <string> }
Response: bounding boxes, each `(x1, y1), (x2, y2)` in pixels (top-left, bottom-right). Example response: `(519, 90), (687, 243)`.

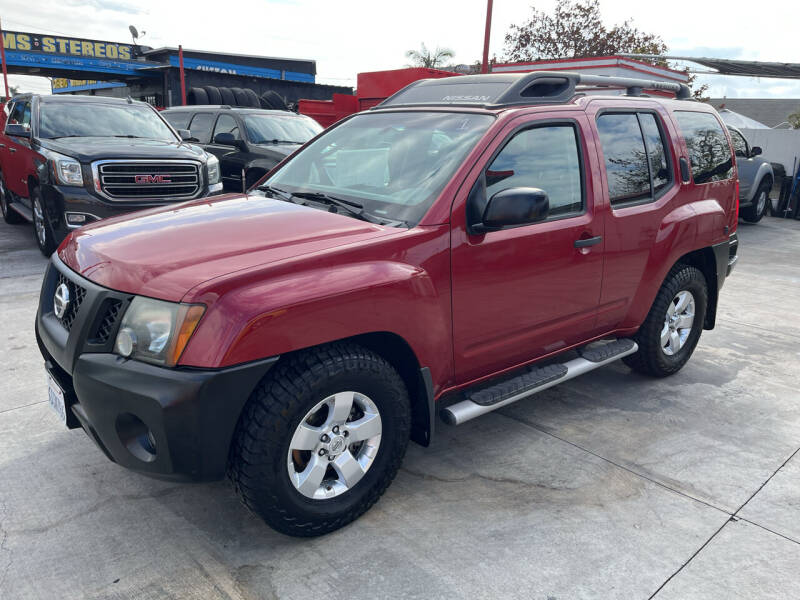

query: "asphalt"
(1, 215), (799, 600)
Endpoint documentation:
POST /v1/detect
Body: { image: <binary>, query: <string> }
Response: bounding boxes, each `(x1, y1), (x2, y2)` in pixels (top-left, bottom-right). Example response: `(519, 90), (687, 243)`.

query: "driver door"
(450, 113), (605, 383)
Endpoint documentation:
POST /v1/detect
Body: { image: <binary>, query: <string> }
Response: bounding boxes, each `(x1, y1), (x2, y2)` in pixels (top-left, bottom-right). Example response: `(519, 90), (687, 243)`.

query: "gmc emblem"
(134, 174), (171, 184)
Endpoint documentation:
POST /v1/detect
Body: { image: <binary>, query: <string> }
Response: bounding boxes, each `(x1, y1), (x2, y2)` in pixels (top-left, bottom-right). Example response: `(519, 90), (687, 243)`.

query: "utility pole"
(481, 0), (494, 74)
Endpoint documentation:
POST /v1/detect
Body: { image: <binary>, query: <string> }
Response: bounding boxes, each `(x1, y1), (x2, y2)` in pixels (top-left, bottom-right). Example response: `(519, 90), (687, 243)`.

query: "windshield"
(244, 113), (322, 144)
(264, 111), (493, 225)
(38, 103), (178, 140)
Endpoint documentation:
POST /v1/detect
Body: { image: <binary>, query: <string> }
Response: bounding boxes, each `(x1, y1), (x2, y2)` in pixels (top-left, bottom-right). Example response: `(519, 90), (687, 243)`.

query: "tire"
(242, 88), (261, 108)
(203, 85), (223, 105)
(260, 90), (288, 111)
(187, 87), (209, 105)
(219, 87), (237, 106)
(741, 179), (771, 223)
(31, 186), (57, 256)
(623, 264), (708, 377)
(228, 342), (411, 537)
(231, 87), (249, 107)
(0, 170), (25, 224)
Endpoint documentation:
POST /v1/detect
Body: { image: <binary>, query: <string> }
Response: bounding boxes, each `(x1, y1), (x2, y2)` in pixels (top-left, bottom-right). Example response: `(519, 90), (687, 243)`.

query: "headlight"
(113, 297), (205, 367)
(46, 150), (83, 186)
(206, 154), (220, 185)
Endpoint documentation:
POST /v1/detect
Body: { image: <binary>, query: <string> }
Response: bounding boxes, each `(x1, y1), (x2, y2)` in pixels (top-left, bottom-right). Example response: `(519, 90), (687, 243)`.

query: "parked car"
(161, 106), (322, 191)
(727, 125), (773, 223)
(0, 94), (223, 255)
(36, 72), (739, 537)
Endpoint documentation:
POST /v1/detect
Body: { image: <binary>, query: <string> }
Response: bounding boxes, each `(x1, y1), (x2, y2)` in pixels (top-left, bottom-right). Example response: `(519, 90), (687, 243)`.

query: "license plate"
(47, 373), (67, 427)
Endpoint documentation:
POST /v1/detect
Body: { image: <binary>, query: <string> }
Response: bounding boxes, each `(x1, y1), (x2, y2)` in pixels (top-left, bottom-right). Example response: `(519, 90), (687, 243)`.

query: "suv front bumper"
(36, 256), (277, 481)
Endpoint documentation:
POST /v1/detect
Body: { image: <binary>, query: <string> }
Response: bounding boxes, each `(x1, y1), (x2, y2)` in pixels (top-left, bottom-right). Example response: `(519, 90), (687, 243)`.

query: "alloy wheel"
(33, 198), (47, 247)
(287, 391), (382, 500)
(661, 290), (695, 356)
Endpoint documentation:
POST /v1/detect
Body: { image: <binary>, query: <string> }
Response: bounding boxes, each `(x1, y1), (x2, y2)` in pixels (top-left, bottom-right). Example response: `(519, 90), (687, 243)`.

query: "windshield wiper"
(112, 135), (148, 138)
(287, 191), (389, 225)
(257, 184), (294, 201)
(259, 139), (304, 145)
(48, 135), (85, 139)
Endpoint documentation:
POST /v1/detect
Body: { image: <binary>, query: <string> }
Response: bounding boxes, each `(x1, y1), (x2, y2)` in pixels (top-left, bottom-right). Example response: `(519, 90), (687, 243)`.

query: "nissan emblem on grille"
(53, 283), (70, 319)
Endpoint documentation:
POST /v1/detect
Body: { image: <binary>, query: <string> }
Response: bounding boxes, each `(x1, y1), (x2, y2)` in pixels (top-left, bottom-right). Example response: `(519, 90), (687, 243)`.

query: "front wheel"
(623, 265), (708, 377)
(32, 187), (57, 256)
(228, 342), (411, 536)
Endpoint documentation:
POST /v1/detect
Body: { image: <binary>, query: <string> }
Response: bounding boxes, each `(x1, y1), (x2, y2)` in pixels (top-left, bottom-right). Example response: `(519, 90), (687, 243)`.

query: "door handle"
(574, 235), (602, 248)
(9, 147), (16, 153)
(0, 143), (5, 148)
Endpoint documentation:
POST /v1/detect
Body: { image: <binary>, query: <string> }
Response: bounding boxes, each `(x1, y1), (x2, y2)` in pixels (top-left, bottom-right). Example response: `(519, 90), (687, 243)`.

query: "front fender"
(180, 225), (454, 393)
(745, 161), (773, 203)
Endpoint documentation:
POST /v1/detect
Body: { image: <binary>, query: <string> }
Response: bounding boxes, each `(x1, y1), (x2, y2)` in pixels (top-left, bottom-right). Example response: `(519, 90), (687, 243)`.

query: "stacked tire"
(186, 86), (288, 111)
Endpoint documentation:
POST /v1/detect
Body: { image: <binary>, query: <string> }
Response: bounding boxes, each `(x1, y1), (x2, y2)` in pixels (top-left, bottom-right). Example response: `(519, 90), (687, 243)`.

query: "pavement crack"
(6, 486), (184, 536)
(400, 466), (567, 491)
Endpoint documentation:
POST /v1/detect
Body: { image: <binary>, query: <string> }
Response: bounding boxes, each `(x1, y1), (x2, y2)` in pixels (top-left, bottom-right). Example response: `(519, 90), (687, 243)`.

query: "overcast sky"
(4, 0), (800, 100)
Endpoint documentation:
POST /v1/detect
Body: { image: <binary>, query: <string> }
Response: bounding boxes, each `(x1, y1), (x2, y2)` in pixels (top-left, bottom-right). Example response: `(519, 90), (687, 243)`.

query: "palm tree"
(405, 43), (455, 69)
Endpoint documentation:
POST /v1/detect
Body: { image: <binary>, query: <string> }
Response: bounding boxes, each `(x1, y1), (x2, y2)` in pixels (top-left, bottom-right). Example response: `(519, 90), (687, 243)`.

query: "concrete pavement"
(1, 216), (799, 599)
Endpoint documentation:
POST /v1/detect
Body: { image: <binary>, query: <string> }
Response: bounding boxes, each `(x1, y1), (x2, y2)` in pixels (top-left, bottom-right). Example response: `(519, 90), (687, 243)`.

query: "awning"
(621, 54), (800, 79)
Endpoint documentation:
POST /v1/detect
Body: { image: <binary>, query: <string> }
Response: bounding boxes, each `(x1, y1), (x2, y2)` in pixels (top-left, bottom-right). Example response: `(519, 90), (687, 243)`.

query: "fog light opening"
(115, 413), (157, 463)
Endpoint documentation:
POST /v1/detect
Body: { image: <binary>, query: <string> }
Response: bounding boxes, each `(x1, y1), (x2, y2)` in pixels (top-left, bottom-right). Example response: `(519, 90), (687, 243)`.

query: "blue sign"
(52, 80), (127, 93)
(3, 50), (158, 77)
(168, 56), (314, 83)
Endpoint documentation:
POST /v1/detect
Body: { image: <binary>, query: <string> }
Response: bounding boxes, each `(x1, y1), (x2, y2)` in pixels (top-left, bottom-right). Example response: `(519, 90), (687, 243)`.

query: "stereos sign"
(2, 31), (134, 60)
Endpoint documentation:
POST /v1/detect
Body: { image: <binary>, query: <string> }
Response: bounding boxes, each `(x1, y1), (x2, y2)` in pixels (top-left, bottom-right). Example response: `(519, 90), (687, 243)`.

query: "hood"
(39, 137), (207, 163)
(58, 193), (403, 302)
(251, 142), (300, 161)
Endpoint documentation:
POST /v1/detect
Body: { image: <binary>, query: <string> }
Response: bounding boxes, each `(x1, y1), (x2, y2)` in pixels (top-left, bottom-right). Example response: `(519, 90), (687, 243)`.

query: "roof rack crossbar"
(376, 70), (692, 110)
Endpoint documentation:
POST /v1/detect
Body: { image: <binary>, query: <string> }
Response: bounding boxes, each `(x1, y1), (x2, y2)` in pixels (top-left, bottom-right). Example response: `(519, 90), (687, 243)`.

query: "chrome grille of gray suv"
(94, 161), (201, 200)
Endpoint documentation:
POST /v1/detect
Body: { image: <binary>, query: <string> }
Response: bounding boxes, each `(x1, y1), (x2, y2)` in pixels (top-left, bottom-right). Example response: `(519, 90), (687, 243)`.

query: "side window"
(596, 113), (650, 205)
(187, 112), (215, 144)
(596, 112), (673, 206)
(213, 114), (241, 141)
(7, 100), (30, 127)
(639, 113), (671, 195)
(163, 111), (192, 130)
(485, 124), (583, 218)
(674, 111), (733, 184)
(728, 128), (748, 158)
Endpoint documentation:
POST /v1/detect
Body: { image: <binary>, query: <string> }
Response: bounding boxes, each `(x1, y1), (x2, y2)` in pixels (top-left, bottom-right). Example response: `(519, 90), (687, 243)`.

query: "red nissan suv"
(36, 72), (739, 536)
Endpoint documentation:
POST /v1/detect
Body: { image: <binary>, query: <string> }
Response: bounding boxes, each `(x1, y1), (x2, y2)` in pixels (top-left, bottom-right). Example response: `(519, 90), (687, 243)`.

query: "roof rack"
(376, 71), (692, 110)
(165, 104), (234, 110)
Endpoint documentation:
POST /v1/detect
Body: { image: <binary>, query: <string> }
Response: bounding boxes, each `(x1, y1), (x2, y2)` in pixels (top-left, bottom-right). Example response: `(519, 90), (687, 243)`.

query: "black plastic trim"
(411, 366), (435, 447)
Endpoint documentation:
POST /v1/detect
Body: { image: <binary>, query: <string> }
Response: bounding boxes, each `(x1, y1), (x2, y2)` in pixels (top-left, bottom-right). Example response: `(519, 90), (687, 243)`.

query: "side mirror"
(214, 132), (246, 150)
(177, 129), (195, 141)
(750, 146), (763, 157)
(5, 123), (31, 138)
(475, 187), (550, 233)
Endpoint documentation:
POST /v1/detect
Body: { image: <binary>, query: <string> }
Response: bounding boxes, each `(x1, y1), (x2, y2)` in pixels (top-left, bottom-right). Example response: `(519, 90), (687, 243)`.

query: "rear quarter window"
(674, 111), (733, 184)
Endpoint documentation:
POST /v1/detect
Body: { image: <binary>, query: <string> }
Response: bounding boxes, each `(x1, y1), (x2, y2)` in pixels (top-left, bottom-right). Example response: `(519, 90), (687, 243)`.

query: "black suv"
(162, 106), (322, 191)
(0, 95), (223, 255)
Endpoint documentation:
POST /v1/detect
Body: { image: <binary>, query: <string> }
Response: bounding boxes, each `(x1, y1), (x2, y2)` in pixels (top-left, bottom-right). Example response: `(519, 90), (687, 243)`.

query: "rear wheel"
(228, 342), (411, 537)
(32, 187), (57, 256)
(0, 170), (25, 224)
(623, 265), (708, 377)
(741, 179), (771, 223)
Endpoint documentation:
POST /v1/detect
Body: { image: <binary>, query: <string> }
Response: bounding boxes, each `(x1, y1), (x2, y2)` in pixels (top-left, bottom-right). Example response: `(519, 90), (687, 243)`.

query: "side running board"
(441, 339), (638, 426)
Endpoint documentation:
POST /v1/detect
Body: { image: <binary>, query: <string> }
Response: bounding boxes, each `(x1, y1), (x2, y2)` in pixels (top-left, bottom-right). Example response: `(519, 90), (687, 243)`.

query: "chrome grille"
(95, 161), (201, 200)
(57, 273), (86, 331)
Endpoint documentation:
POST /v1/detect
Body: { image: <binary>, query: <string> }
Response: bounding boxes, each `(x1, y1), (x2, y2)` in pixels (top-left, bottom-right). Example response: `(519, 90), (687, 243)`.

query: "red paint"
(59, 94), (737, 402)
(178, 45), (186, 106)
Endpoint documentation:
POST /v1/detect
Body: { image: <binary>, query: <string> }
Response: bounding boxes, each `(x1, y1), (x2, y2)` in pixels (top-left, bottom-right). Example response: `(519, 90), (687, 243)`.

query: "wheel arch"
(670, 246), (718, 330)
(275, 332), (434, 448)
